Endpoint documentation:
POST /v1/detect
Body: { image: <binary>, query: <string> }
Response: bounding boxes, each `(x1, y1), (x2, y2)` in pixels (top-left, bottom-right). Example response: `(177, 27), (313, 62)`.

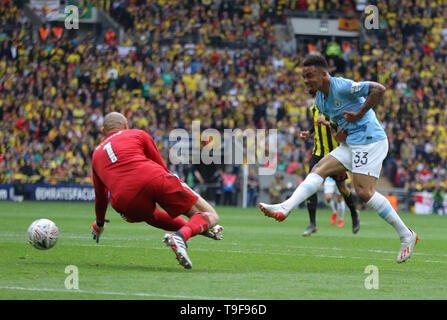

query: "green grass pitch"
(1, 201), (446, 300)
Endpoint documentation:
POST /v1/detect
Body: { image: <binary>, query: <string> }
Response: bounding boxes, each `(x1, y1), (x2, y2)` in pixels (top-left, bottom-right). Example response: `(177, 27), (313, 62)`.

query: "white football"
(27, 219), (59, 250)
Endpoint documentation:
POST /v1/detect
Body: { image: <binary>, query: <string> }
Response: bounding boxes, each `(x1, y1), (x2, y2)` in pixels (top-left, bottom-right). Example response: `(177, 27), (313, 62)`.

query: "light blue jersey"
(315, 76), (387, 145)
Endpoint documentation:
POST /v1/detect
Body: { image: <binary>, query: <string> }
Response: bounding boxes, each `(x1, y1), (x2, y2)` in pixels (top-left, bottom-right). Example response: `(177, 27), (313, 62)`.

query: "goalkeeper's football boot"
(202, 224), (224, 240)
(397, 228), (418, 263)
(258, 203), (290, 222)
(163, 232), (192, 269)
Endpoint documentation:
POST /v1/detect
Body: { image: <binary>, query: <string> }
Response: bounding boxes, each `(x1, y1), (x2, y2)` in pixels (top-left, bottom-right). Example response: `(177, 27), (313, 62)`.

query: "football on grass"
(27, 219), (59, 250)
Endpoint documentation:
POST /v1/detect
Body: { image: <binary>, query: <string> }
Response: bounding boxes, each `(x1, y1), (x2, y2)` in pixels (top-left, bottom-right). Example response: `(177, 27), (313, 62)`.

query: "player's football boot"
(352, 220), (360, 234)
(337, 219), (344, 227)
(202, 224), (224, 240)
(163, 232), (192, 269)
(351, 211), (360, 234)
(302, 224), (318, 236)
(258, 203), (290, 222)
(330, 211), (338, 225)
(397, 228), (419, 264)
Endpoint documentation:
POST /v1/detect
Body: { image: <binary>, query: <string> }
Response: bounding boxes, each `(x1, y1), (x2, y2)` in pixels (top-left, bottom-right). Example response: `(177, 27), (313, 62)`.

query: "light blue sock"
(281, 173), (324, 211)
(366, 192), (411, 239)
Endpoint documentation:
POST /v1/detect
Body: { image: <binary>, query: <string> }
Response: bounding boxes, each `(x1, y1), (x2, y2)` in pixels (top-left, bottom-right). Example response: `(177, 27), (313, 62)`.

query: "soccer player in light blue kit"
(259, 55), (418, 263)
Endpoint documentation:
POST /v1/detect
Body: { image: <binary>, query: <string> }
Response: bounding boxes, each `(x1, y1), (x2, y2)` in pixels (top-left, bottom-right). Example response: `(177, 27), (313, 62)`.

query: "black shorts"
(309, 154), (347, 182)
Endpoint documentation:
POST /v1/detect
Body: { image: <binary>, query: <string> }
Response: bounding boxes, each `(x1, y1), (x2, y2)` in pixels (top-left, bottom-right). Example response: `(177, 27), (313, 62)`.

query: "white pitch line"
(0, 286), (248, 300)
(3, 232), (446, 258)
(3, 233), (447, 264)
(66, 243), (447, 264)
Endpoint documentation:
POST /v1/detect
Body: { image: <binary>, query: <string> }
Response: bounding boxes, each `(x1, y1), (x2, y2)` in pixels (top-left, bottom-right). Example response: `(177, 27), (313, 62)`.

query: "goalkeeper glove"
(92, 220), (108, 243)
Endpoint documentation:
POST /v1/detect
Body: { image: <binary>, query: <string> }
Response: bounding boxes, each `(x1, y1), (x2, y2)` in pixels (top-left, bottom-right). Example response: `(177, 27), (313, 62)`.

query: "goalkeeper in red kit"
(91, 112), (223, 269)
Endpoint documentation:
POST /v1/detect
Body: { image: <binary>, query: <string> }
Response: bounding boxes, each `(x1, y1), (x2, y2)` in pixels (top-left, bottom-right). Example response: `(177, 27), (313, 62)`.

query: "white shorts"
(329, 138), (388, 178)
(323, 177), (340, 195)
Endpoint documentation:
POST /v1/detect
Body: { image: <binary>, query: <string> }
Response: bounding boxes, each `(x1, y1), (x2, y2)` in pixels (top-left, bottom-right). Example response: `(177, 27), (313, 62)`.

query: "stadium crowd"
(1, 0), (447, 202)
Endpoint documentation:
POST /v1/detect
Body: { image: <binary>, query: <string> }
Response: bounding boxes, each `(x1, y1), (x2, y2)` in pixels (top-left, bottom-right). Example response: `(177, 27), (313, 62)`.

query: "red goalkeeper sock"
(179, 213), (210, 242)
(146, 208), (187, 231)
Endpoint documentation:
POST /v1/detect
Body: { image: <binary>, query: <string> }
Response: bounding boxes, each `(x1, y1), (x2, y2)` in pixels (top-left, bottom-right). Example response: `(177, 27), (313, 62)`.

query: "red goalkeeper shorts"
(116, 173), (199, 223)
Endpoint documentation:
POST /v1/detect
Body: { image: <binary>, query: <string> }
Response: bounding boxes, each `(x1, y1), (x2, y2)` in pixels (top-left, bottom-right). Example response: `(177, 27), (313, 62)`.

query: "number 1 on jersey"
(104, 142), (117, 163)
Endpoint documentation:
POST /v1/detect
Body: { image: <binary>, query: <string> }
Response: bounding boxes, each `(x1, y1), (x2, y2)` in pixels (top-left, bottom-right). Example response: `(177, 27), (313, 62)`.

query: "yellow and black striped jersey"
(309, 104), (339, 157)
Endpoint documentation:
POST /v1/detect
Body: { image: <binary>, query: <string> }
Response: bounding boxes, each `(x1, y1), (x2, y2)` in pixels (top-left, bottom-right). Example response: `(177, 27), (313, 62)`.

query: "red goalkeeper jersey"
(92, 129), (170, 223)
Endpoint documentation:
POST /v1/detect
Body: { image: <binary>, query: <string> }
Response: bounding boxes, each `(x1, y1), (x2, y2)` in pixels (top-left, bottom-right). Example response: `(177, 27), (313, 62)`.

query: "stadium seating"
(1, 0), (446, 200)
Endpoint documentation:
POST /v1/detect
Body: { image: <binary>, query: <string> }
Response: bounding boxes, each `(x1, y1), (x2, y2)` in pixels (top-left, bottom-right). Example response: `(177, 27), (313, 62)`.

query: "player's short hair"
(303, 54), (329, 70)
(103, 112), (127, 134)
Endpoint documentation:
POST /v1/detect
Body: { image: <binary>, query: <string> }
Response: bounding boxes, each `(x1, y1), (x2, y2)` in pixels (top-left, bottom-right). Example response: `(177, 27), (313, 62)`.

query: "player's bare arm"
(316, 114), (328, 125)
(318, 113), (347, 143)
(194, 170), (205, 184)
(344, 82), (386, 122)
(299, 130), (311, 140)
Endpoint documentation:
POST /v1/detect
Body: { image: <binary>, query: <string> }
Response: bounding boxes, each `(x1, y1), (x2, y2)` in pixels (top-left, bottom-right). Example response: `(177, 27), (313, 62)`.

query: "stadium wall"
(1, 183), (444, 215)
(0, 183), (95, 202)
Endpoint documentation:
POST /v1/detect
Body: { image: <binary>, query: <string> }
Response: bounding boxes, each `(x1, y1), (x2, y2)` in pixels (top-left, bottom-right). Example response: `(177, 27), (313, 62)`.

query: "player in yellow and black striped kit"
(299, 105), (360, 235)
